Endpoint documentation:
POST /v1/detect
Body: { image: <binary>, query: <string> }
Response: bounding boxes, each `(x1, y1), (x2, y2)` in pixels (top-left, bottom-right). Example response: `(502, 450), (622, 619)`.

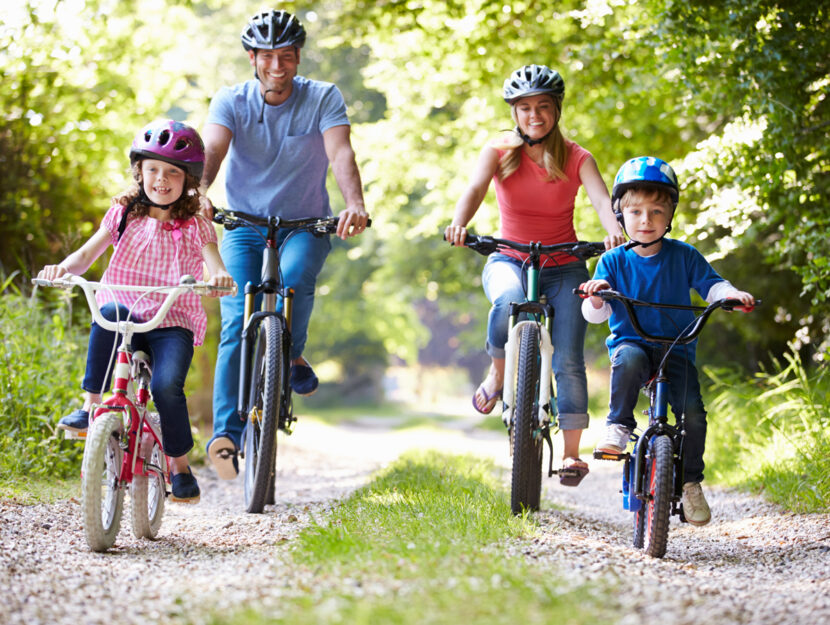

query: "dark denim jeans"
(83, 302), (195, 458)
(607, 341), (707, 483)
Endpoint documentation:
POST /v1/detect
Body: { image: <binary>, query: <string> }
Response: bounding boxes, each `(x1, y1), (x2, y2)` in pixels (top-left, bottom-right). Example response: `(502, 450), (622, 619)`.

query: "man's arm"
(199, 123), (233, 219)
(323, 124), (369, 239)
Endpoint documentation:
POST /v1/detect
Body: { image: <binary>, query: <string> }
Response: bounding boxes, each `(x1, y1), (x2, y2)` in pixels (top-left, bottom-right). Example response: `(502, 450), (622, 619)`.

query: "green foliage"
(0, 275), (86, 478)
(704, 346), (829, 512)
(653, 0), (830, 359)
(209, 451), (610, 625)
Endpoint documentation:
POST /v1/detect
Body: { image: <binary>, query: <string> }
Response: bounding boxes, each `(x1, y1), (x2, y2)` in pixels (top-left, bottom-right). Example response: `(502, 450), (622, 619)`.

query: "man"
(201, 9), (370, 479)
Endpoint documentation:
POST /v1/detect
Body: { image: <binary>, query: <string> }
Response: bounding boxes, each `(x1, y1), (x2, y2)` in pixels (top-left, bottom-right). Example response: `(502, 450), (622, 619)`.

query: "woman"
(445, 64), (625, 485)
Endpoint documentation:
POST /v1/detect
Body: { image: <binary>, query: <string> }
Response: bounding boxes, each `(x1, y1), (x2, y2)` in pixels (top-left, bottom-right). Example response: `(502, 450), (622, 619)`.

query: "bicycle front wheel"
(130, 437), (165, 540)
(643, 435), (673, 558)
(510, 324), (543, 515)
(243, 315), (282, 513)
(81, 412), (125, 552)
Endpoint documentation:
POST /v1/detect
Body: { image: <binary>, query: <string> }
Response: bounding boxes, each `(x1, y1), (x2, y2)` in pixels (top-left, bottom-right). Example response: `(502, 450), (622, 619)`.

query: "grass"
(702, 347), (830, 513)
(205, 451), (610, 625)
(0, 473), (79, 504)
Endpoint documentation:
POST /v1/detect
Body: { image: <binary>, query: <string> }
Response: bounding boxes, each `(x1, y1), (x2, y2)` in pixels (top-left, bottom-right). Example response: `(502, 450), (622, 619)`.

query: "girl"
(444, 65), (625, 486)
(38, 120), (234, 503)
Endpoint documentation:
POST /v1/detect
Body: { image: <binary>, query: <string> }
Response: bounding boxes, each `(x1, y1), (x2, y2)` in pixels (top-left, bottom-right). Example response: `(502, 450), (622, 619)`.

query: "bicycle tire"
(633, 496), (646, 549)
(510, 324), (543, 515)
(81, 412), (125, 552)
(644, 435), (673, 558)
(130, 439), (165, 540)
(243, 315), (281, 513)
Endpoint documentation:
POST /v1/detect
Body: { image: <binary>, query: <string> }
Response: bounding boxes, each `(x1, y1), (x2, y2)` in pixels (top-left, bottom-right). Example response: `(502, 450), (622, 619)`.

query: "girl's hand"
(207, 271), (235, 297)
(444, 224), (468, 247)
(578, 279), (611, 308)
(38, 265), (69, 281)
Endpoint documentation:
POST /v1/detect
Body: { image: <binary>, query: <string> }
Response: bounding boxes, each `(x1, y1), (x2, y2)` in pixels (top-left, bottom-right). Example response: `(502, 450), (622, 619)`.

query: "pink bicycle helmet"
(129, 120), (205, 179)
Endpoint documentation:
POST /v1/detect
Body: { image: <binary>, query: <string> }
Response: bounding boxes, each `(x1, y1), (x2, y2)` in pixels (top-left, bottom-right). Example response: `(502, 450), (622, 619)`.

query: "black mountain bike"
(452, 233), (606, 514)
(213, 209), (368, 513)
(575, 287), (759, 557)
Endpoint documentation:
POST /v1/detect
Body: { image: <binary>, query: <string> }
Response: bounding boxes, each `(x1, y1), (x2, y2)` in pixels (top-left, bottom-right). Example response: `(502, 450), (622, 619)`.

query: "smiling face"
(512, 93), (560, 141)
(621, 192), (674, 252)
(141, 159), (186, 208)
(249, 46), (300, 102)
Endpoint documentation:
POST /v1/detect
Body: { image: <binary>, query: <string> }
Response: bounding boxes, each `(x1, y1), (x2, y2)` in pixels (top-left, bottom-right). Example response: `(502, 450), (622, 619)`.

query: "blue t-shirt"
(593, 238), (724, 362)
(207, 75), (350, 219)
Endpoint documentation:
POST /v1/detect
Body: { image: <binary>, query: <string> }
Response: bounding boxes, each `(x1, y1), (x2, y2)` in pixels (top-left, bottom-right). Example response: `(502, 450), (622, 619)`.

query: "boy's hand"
(727, 289), (755, 309)
(579, 279), (611, 308)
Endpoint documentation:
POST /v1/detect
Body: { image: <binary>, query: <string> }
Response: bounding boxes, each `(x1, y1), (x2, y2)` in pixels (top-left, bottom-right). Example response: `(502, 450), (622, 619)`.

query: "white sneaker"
(595, 423), (632, 454)
(682, 482), (712, 526)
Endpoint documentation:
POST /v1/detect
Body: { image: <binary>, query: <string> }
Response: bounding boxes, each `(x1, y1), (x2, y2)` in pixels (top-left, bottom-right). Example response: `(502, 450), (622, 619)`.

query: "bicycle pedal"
(592, 449), (628, 462)
(63, 430), (87, 440)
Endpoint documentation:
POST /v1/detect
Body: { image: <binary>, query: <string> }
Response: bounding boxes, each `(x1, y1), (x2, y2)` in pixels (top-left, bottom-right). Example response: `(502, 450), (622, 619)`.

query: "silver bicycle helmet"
(503, 65), (565, 104)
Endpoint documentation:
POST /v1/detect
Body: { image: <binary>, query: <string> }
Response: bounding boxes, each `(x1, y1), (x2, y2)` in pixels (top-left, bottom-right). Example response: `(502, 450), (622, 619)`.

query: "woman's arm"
(579, 156), (626, 249)
(37, 227), (112, 281)
(444, 145), (500, 246)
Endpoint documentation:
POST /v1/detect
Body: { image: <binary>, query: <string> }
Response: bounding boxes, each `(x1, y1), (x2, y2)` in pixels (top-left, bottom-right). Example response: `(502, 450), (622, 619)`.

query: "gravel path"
(2, 417), (828, 625)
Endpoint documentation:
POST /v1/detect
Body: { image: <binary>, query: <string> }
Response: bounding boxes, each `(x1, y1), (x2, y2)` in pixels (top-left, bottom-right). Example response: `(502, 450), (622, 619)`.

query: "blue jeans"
(481, 254), (590, 430)
(607, 341), (707, 483)
(83, 302), (195, 458)
(212, 225), (331, 447)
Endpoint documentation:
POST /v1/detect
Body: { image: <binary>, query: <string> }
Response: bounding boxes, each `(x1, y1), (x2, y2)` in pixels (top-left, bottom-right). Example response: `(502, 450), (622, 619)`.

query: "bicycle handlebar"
(32, 275), (237, 335)
(573, 288), (761, 345)
(212, 208), (372, 235)
(447, 232), (606, 261)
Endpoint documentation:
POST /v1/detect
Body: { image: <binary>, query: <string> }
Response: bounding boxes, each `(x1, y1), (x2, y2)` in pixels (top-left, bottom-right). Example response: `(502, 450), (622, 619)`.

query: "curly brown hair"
(114, 161), (202, 221)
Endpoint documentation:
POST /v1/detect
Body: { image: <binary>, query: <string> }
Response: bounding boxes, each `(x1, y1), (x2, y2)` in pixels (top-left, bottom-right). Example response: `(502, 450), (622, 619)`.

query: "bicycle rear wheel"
(130, 437), (165, 540)
(243, 315), (282, 513)
(81, 412), (125, 552)
(510, 324), (543, 515)
(643, 435), (673, 558)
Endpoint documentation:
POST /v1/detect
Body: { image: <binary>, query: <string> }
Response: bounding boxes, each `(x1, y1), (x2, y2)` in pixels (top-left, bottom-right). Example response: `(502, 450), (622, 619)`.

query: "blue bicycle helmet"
(612, 156), (679, 208)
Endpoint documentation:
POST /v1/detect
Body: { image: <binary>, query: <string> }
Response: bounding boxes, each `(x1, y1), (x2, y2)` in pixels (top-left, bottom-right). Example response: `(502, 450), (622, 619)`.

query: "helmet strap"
(137, 186), (177, 211)
(515, 126), (550, 147)
(258, 89), (276, 123)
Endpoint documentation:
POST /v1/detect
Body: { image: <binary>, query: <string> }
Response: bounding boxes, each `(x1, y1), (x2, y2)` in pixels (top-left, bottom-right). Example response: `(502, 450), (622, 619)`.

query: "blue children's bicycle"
(575, 287), (759, 558)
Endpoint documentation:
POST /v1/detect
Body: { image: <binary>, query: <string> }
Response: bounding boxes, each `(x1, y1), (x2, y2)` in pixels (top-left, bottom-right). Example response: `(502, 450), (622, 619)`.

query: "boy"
(579, 156), (755, 526)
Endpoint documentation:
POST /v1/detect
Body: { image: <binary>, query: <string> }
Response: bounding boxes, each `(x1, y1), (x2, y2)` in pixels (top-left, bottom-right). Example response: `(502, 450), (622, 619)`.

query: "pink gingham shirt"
(95, 202), (217, 345)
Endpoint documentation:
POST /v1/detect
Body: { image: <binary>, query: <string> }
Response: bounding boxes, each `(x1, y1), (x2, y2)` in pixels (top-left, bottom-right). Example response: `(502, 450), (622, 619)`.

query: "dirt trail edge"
(2, 418), (828, 625)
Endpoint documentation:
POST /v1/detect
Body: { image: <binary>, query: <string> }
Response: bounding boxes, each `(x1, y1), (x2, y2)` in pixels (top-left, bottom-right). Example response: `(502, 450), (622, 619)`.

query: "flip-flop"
(472, 384), (502, 414)
(559, 457), (589, 487)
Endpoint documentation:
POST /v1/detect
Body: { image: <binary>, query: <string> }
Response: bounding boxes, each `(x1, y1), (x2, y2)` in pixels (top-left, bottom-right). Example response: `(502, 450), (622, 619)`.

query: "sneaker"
(207, 435), (239, 480)
(170, 468), (200, 504)
(289, 362), (319, 396)
(57, 409), (90, 433)
(682, 481), (711, 526)
(595, 423), (632, 454)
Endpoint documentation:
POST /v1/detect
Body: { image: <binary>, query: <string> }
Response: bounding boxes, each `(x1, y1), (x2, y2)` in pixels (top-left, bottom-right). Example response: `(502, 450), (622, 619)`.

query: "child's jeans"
(607, 341), (707, 483)
(481, 253), (590, 430)
(82, 302), (195, 458)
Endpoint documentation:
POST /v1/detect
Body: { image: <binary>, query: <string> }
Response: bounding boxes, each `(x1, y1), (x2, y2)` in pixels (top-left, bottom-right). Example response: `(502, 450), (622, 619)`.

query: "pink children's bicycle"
(33, 274), (233, 552)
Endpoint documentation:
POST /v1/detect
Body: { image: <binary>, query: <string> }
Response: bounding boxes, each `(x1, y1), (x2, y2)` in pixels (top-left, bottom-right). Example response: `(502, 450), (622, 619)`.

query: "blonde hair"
(114, 161), (202, 221)
(619, 186), (674, 212)
(496, 98), (568, 182)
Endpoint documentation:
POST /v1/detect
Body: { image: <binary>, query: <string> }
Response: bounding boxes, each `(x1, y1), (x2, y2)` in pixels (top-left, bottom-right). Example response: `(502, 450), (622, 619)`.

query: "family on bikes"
(36, 9), (756, 550)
